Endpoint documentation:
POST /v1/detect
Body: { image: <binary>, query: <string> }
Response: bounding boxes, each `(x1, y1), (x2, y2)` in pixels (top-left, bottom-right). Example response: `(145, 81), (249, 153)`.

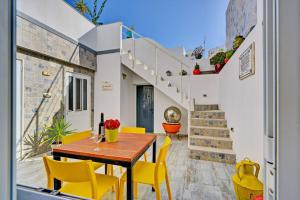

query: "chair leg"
(119, 179), (125, 200)
(154, 184), (161, 200)
(165, 173), (172, 200)
(120, 166), (123, 174)
(134, 182), (138, 199)
(115, 181), (119, 200)
(144, 153), (148, 162)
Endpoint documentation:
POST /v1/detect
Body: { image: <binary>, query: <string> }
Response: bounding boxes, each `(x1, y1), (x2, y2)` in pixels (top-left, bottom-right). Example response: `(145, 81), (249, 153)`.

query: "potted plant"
(233, 35), (245, 50)
(22, 128), (50, 160)
(224, 49), (235, 64)
(104, 119), (120, 143)
(210, 52), (226, 73)
(191, 46), (205, 59)
(193, 63), (201, 75)
(166, 70), (172, 76)
(44, 118), (74, 148)
(179, 69), (188, 76)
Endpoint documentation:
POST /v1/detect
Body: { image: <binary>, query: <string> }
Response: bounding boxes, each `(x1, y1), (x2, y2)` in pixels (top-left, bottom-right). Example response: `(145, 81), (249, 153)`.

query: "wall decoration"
(102, 81), (113, 91)
(239, 42), (255, 80)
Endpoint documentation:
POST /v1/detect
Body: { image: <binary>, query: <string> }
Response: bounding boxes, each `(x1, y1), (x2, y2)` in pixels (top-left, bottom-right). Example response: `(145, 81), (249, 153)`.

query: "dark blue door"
(137, 85), (154, 132)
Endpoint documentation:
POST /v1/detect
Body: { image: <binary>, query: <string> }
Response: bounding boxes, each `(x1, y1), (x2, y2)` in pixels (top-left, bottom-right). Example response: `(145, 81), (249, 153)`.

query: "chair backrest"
(62, 130), (92, 145)
(43, 156), (98, 198)
(121, 127), (146, 134)
(156, 136), (172, 165)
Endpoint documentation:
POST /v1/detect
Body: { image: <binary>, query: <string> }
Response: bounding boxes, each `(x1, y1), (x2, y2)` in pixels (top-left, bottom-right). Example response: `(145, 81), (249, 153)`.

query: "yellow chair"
(61, 130), (105, 171)
(120, 127), (147, 174)
(43, 157), (119, 200)
(119, 136), (172, 200)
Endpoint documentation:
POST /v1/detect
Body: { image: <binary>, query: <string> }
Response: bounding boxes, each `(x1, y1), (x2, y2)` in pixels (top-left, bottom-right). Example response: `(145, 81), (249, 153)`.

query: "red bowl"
(162, 123), (181, 134)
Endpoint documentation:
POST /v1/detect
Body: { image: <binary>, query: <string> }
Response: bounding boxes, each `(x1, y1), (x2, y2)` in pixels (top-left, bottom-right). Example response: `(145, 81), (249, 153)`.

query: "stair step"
(189, 135), (233, 149)
(189, 145), (236, 164)
(190, 126), (230, 138)
(191, 110), (225, 119)
(191, 118), (227, 128)
(194, 104), (219, 111)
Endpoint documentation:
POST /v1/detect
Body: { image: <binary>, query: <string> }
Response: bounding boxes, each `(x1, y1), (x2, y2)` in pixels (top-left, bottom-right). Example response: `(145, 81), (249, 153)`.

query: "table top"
(52, 133), (156, 163)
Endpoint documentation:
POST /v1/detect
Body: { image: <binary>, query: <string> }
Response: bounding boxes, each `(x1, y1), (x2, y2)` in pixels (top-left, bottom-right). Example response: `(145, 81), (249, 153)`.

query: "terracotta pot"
(162, 123), (181, 134)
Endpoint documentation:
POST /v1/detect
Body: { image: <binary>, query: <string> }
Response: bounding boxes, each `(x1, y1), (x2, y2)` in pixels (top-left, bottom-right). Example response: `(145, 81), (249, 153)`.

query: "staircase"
(189, 104), (236, 164)
(120, 32), (193, 110)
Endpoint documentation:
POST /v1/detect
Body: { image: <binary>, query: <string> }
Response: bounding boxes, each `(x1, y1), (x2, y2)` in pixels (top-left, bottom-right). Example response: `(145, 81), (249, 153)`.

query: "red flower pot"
(224, 58), (229, 64)
(193, 68), (201, 75)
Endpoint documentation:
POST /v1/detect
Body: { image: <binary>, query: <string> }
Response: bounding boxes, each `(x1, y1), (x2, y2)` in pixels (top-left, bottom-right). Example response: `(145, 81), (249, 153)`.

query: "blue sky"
(66, 0), (229, 53)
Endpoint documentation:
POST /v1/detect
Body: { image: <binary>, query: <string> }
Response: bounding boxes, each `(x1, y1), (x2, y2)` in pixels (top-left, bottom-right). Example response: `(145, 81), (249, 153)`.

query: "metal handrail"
(122, 25), (192, 69)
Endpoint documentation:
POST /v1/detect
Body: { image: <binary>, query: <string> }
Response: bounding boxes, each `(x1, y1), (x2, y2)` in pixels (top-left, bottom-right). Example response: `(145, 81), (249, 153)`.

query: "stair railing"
(121, 25), (193, 106)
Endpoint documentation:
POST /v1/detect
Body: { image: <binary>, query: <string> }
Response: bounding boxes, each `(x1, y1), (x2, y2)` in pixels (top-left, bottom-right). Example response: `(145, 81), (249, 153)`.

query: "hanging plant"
(224, 49), (235, 64)
(191, 46), (205, 59)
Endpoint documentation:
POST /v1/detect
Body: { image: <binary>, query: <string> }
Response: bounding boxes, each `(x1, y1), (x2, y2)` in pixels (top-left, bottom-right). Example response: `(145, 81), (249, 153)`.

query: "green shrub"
(225, 49), (235, 59)
(210, 52), (226, 65)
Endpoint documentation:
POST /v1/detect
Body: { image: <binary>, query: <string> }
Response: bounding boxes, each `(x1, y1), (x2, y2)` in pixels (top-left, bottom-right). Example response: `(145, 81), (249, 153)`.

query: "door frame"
(136, 85), (154, 132)
(64, 71), (92, 131)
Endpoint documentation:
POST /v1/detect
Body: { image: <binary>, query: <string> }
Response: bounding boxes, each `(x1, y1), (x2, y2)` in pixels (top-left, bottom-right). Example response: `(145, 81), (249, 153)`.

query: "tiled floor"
(17, 136), (236, 200)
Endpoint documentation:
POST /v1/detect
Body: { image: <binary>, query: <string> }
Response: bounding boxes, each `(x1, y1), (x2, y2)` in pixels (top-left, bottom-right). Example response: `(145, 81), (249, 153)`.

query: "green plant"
(74, 0), (108, 25)
(233, 35), (245, 50)
(22, 129), (50, 159)
(225, 49), (235, 59)
(44, 118), (75, 145)
(210, 52), (226, 65)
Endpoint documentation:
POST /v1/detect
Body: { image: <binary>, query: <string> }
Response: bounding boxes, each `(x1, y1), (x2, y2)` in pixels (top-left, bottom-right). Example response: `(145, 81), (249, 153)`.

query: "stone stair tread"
(190, 125), (229, 130)
(193, 110), (223, 113)
(190, 135), (232, 141)
(189, 145), (235, 155)
(191, 118), (226, 121)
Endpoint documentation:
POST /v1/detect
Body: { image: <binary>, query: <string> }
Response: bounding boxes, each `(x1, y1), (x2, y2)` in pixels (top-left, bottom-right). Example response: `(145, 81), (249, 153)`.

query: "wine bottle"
(98, 113), (105, 142)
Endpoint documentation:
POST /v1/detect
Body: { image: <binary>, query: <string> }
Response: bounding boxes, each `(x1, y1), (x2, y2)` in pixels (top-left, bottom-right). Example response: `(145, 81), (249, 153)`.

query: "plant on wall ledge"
(233, 35), (245, 50)
(224, 49), (235, 64)
(193, 63), (201, 75)
(74, 0), (108, 25)
(210, 52), (226, 73)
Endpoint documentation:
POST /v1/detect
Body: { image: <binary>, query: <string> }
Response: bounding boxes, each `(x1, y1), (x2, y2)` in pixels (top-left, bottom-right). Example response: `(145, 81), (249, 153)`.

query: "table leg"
(152, 140), (157, 192)
(126, 165), (133, 200)
(152, 140), (156, 163)
(105, 164), (108, 175)
(53, 155), (61, 190)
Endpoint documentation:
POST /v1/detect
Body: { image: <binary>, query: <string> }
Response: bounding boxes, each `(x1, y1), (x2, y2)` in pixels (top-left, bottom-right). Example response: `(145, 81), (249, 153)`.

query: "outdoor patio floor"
(17, 136), (236, 200)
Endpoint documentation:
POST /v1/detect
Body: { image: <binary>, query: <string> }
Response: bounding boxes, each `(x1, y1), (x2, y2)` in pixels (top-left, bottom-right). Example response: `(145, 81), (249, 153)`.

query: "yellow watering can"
(232, 158), (264, 200)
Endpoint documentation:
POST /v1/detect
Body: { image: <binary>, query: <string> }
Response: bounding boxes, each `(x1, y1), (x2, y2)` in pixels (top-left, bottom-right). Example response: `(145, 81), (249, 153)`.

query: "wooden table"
(52, 133), (157, 200)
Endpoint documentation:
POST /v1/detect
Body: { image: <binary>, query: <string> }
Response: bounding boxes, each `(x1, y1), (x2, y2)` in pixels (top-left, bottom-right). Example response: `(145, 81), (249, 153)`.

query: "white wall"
(17, 0), (95, 40)
(94, 53), (121, 130)
(219, 24), (264, 170)
(190, 74), (219, 105)
(79, 22), (122, 51)
(120, 66), (137, 127)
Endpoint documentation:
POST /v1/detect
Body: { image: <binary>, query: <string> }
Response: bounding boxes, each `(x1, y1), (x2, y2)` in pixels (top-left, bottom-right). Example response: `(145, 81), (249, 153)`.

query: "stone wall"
(226, 0), (257, 49)
(16, 14), (96, 158)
